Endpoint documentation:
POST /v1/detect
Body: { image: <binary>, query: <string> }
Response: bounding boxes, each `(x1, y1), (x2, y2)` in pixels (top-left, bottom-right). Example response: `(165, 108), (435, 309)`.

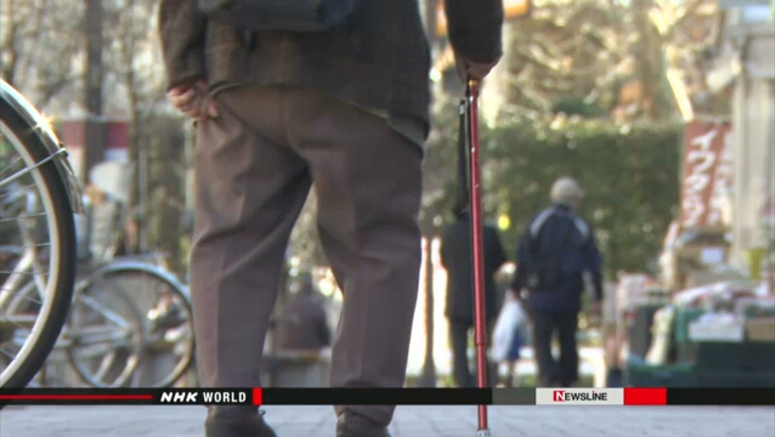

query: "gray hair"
(550, 177), (584, 206)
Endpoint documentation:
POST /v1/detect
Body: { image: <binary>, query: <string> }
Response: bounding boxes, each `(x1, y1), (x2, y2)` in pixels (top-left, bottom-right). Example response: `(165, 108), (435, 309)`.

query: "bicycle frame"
(0, 80), (83, 214)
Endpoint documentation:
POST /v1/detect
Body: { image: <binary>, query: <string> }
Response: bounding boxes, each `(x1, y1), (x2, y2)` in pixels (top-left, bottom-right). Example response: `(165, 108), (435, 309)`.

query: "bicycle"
(66, 258), (195, 388)
(73, 193), (196, 388)
(3, 235), (195, 390)
(0, 79), (82, 392)
(1, 80), (194, 393)
(38, 192), (195, 388)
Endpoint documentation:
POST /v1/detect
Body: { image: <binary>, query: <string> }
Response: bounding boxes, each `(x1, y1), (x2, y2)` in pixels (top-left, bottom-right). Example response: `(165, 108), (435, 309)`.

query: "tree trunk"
(414, 0), (441, 390)
(634, 0), (672, 119)
(417, 236), (437, 387)
(83, 0), (104, 185)
(270, 259), (291, 354)
(154, 119), (185, 275)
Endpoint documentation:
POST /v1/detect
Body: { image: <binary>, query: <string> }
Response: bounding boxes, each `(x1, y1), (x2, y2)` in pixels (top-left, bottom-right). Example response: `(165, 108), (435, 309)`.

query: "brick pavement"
(1, 405), (773, 437)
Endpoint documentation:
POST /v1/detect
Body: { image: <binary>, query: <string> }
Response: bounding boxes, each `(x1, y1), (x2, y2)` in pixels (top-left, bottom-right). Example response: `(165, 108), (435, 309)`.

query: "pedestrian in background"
(508, 177), (603, 387)
(441, 204), (507, 388)
(494, 289), (527, 387)
(279, 273), (331, 353)
(158, 0), (504, 436)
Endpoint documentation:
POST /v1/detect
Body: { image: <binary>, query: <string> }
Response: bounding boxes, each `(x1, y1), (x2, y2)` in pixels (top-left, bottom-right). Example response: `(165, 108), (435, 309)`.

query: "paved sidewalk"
(1, 405), (773, 437)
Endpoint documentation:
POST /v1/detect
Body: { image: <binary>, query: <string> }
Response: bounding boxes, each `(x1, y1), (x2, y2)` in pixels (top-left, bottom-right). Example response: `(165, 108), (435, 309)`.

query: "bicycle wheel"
(0, 99), (77, 391)
(68, 262), (195, 388)
(65, 269), (146, 388)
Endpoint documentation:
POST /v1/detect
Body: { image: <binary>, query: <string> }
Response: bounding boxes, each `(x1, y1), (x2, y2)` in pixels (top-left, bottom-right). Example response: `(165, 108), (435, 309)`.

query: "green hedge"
(429, 116), (683, 278)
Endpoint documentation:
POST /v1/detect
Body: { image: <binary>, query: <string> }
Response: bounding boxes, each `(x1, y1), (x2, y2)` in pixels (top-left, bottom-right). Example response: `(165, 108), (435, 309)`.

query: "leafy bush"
(427, 113), (682, 278)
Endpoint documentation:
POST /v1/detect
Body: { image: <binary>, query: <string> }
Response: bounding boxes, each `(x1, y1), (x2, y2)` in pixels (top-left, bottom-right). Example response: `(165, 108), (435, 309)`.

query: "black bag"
(198, 0), (357, 33)
(526, 212), (578, 291)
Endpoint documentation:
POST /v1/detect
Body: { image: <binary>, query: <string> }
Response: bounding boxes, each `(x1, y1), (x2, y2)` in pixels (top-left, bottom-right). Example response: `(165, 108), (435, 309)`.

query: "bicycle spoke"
(75, 295), (135, 331)
(0, 242), (51, 250)
(0, 148), (66, 189)
(0, 315), (37, 330)
(0, 212), (48, 224)
(0, 269), (47, 276)
(72, 342), (124, 359)
(70, 325), (132, 346)
(0, 156), (25, 180)
(92, 351), (119, 381)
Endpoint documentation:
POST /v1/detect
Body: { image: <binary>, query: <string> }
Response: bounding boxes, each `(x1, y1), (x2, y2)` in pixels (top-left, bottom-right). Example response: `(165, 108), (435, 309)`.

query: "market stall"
(624, 280), (775, 387)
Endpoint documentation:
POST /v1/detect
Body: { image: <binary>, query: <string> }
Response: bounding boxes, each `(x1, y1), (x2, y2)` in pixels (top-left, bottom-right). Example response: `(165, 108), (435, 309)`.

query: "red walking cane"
(465, 79), (490, 436)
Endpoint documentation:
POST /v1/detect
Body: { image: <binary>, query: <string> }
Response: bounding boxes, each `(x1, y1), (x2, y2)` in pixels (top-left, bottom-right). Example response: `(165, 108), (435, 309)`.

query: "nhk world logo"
(536, 388), (624, 405)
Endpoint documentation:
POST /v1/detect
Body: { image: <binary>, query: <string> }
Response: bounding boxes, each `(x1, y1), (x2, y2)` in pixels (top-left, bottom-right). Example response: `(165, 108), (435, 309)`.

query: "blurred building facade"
(709, 3), (775, 271)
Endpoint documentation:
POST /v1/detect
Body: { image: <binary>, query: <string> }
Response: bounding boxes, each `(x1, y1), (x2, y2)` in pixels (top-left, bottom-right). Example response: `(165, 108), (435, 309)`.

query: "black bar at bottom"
(0, 388), (492, 406)
(261, 388), (492, 405)
(667, 388), (775, 406)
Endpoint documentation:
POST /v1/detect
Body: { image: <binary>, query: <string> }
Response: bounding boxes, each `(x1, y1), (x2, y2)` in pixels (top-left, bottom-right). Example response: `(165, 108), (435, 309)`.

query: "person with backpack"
(158, 1), (503, 437)
(508, 177), (603, 388)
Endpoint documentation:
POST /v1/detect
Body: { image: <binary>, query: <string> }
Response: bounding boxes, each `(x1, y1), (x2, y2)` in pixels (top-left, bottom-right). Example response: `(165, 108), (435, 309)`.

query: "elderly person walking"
(507, 177), (603, 387)
(158, 0), (504, 435)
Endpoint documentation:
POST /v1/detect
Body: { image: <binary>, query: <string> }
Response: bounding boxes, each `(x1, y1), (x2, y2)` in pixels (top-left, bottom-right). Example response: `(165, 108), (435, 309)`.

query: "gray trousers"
(190, 86), (423, 426)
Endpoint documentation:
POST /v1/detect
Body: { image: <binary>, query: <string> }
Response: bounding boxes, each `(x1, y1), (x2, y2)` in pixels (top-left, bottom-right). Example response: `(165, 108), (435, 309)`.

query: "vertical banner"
(60, 120), (86, 183)
(679, 121), (733, 229)
(60, 119), (129, 185)
(103, 121), (130, 163)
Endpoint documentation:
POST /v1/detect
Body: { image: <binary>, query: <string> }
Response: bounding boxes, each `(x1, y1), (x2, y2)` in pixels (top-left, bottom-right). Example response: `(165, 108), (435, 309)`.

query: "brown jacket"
(158, 0), (504, 127)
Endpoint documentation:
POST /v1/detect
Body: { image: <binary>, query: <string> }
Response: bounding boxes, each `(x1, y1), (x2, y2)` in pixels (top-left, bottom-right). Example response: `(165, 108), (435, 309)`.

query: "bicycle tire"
(67, 262), (195, 388)
(65, 268), (147, 388)
(0, 100), (77, 391)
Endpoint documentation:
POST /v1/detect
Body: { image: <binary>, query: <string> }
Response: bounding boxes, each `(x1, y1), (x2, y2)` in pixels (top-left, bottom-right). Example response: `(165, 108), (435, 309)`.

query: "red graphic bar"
(0, 394), (153, 401)
(252, 388), (263, 406)
(0, 389), (158, 405)
(624, 388), (667, 405)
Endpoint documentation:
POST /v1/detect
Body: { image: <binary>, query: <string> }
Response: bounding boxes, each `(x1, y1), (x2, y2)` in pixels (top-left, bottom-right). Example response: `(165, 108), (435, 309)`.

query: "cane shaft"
(466, 79), (489, 431)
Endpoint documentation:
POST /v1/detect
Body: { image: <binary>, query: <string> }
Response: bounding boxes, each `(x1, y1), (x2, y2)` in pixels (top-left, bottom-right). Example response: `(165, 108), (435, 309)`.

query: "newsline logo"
(553, 390), (608, 402)
(536, 388), (624, 405)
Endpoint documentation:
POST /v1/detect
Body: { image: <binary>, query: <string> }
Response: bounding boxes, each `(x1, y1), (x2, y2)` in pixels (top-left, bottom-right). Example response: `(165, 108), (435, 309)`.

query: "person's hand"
(505, 288), (519, 302)
(455, 53), (500, 82)
(167, 79), (218, 120)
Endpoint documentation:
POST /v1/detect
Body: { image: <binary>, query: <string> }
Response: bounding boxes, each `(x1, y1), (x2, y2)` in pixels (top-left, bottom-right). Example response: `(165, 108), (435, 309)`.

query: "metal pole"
(83, 0), (104, 185)
(467, 79), (490, 436)
(139, 144), (148, 251)
(767, 82), (775, 293)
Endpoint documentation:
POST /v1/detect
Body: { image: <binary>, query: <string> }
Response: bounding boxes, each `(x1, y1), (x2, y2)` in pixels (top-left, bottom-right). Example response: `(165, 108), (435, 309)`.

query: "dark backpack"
(526, 211), (581, 291)
(198, 0), (357, 33)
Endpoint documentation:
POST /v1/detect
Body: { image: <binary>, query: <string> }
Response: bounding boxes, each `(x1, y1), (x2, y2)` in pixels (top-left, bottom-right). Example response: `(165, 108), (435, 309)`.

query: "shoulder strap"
(529, 207), (556, 239)
(572, 216), (591, 243)
(527, 208), (556, 254)
(529, 208), (580, 254)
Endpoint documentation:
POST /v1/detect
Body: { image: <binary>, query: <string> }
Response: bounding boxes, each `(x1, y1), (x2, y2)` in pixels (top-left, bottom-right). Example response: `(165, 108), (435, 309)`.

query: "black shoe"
(205, 411), (277, 437)
(336, 412), (390, 437)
